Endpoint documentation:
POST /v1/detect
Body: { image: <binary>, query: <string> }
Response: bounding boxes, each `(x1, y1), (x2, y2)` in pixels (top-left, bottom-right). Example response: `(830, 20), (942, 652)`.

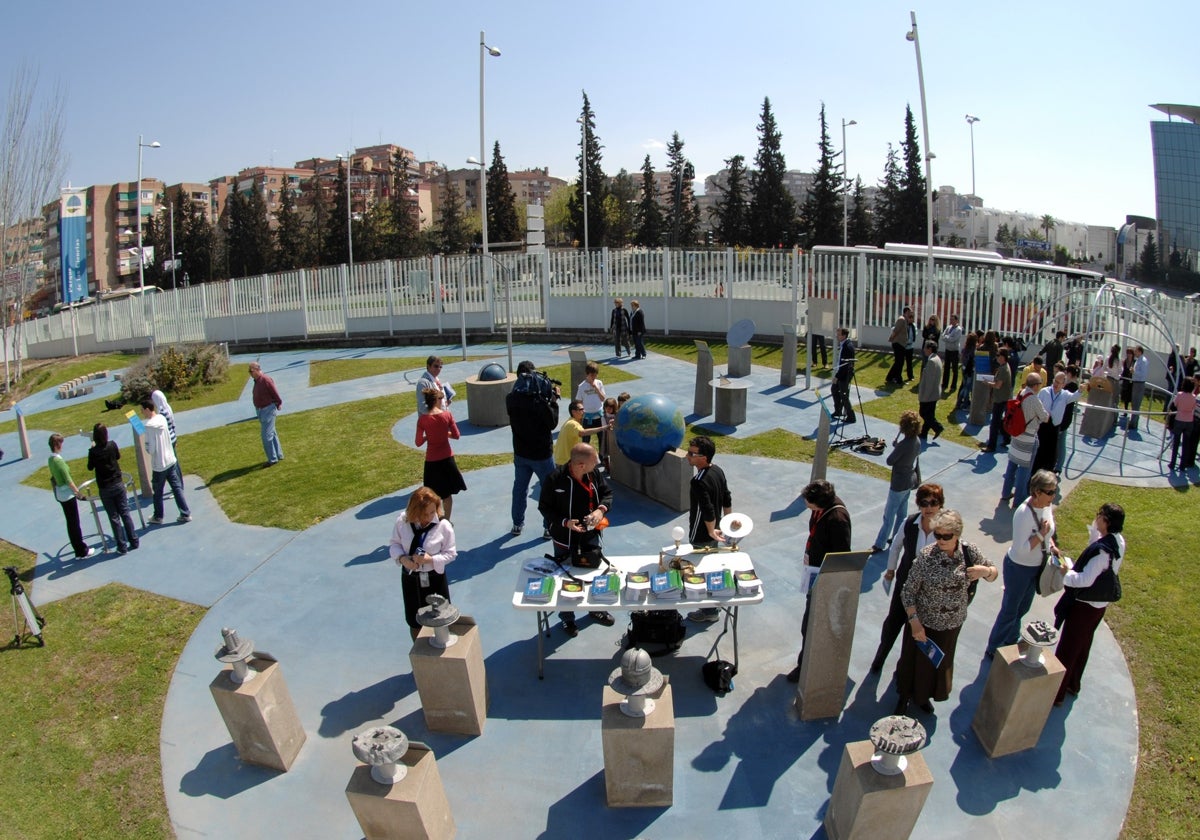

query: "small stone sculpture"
(416, 594), (460, 649)
(608, 647), (665, 717)
(214, 627), (257, 684)
(1018, 620), (1059, 668)
(868, 715), (927, 776)
(352, 726), (410, 784)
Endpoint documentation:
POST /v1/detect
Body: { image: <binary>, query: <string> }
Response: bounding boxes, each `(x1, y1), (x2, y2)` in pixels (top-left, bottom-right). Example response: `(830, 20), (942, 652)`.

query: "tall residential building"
(1149, 104), (1200, 267)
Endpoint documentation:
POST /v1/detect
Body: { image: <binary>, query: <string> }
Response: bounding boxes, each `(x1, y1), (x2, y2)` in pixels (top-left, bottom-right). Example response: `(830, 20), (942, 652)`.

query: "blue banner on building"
(59, 189), (88, 303)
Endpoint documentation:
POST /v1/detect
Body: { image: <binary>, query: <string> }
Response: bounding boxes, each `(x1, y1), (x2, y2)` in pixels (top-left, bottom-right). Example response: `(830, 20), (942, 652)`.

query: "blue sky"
(4, 0), (1197, 229)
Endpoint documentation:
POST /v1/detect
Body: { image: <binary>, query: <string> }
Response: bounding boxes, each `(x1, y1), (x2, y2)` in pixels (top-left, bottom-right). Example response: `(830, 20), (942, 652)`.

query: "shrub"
(118, 343), (229, 405)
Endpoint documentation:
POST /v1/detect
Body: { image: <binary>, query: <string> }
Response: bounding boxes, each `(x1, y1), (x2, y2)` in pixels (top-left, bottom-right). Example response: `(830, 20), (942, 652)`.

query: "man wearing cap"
(506, 360), (559, 538)
(684, 435), (733, 624)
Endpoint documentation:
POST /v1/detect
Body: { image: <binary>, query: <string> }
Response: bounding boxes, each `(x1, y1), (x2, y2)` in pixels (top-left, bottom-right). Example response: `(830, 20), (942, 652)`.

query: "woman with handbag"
(1053, 502), (1125, 706)
(985, 470), (1060, 657)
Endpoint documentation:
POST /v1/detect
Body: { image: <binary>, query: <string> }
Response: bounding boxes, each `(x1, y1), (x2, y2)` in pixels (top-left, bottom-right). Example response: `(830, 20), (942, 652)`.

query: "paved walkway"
(0, 343), (1168, 838)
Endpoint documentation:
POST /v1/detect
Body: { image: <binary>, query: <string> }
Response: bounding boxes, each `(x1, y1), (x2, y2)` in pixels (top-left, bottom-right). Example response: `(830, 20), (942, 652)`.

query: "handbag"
(1037, 554), (1066, 596)
(1075, 559), (1122, 603)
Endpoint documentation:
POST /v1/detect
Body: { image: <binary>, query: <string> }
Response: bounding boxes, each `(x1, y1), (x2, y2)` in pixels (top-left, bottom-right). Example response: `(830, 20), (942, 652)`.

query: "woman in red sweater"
(416, 388), (467, 521)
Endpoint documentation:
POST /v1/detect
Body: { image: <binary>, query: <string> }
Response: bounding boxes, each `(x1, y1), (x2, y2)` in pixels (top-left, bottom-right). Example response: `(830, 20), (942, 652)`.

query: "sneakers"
(148, 515), (164, 525)
(128, 540), (140, 550)
(561, 617), (579, 638)
(75, 547), (96, 560)
(511, 524), (523, 536)
(177, 513), (192, 523)
(592, 611), (615, 627)
(687, 609), (720, 623)
(543, 528), (551, 540)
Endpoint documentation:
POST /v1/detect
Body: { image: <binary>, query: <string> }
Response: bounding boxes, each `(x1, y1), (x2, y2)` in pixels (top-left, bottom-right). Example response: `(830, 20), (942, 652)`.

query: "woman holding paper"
(894, 509), (996, 715)
(389, 486), (457, 640)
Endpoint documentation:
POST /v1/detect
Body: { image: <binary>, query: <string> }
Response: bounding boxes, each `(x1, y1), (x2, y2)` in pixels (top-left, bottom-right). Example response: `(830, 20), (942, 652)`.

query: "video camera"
(512, 370), (561, 404)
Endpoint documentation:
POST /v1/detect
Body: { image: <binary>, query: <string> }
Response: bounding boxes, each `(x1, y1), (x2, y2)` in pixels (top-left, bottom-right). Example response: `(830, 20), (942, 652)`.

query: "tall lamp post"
(337, 151), (355, 272)
(964, 114), (980, 197)
(841, 118), (857, 247)
(136, 134), (161, 292)
(577, 115), (589, 253)
(906, 11), (935, 312)
(477, 30), (501, 259)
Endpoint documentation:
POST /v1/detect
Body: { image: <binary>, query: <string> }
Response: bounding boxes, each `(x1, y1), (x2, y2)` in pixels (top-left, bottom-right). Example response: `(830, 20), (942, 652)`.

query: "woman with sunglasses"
(895, 509), (997, 715)
(986, 469), (1060, 657)
(870, 483), (944, 674)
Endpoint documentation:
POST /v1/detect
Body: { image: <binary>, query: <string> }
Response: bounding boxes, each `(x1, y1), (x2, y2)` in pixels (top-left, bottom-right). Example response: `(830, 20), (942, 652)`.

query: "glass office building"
(1150, 104), (1200, 266)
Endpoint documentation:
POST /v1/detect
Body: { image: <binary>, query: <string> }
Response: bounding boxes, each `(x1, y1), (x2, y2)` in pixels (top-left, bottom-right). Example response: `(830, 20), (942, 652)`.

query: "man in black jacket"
(538, 443), (615, 636)
(506, 361), (559, 538)
(831, 328), (856, 422)
(787, 479), (852, 681)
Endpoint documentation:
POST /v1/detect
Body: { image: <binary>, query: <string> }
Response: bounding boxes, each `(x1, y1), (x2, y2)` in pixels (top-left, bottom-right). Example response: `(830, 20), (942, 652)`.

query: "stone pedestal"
(811, 410), (830, 483)
(569, 350), (589, 407)
(409, 616), (488, 736)
(1080, 380), (1116, 438)
(16, 411), (31, 459)
(608, 436), (643, 492)
(345, 742), (455, 840)
(971, 644), (1065, 758)
(796, 551), (870, 721)
(968, 380), (992, 426)
(465, 373), (515, 427)
(728, 344), (752, 377)
(209, 658), (306, 771)
(642, 448), (690, 512)
(781, 330), (797, 387)
(601, 682), (674, 807)
(693, 341), (713, 417)
(824, 739), (933, 840)
(714, 380), (749, 426)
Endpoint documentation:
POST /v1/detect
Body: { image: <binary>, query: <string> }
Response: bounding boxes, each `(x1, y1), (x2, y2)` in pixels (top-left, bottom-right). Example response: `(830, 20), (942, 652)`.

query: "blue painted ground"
(1, 342), (1172, 839)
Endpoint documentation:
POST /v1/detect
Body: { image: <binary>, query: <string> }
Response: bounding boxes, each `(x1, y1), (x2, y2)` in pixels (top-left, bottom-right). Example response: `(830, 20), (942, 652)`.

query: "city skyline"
(3, 1), (1198, 231)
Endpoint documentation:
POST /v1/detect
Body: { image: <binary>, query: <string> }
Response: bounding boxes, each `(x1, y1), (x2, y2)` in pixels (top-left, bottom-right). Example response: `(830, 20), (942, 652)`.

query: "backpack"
(627, 610), (686, 654)
(1003, 392), (1032, 438)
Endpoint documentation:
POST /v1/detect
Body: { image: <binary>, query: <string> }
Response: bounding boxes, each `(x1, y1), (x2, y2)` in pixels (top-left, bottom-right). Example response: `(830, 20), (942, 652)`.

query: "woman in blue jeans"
(87, 423), (139, 554)
(871, 410), (921, 553)
(986, 469), (1060, 657)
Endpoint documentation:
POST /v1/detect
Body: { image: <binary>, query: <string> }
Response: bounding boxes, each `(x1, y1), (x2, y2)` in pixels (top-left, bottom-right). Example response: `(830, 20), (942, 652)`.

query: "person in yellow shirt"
(1019, 356), (1047, 392)
(554, 400), (606, 464)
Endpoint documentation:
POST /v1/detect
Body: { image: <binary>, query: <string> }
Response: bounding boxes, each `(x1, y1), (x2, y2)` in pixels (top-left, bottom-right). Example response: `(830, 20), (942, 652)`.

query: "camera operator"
(506, 360), (560, 538)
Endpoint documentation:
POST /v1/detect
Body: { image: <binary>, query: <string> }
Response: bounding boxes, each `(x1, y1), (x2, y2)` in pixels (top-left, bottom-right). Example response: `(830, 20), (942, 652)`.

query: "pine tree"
(227, 185), (274, 278)
(665, 132), (699, 247)
(798, 104), (845, 247)
(895, 105), (929, 245)
(873, 143), (902, 246)
(388, 149), (421, 258)
(305, 175), (329, 266)
(141, 213), (167, 288)
(568, 91), (608, 247)
(437, 177), (471, 253)
(633, 155), (666, 247)
(1139, 232), (1159, 281)
(847, 177), (871, 247)
(177, 200), (216, 283)
(486, 140), (521, 246)
(604, 168), (637, 246)
(748, 97), (797, 248)
(276, 176), (308, 269)
(325, 160), (350, 265)
(712, 154), (750, 247)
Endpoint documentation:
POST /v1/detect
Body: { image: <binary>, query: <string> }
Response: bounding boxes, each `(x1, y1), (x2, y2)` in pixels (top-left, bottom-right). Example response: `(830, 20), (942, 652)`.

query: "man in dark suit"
(831, 328), (856, 422)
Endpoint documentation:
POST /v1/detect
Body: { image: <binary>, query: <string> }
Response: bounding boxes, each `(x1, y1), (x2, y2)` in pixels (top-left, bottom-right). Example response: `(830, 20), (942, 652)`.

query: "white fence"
(21, 249), (1200, 364)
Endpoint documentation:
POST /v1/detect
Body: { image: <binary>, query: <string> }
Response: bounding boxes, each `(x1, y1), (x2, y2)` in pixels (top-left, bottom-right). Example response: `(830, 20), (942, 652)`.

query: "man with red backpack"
(1000, 372), (1049, 507)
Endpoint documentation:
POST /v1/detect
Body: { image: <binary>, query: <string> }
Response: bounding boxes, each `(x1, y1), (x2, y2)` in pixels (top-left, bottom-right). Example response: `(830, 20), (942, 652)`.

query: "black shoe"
(893, 696), (910, 715)
(870, 545), (884, 554)
(128, 540), (140, 550)
(844, 414), (856, 423)
(592, 611), (615, 627)
(932, 428), (942, 441)
(562, 618), (579, 638)
(869, 656), (884, 674)
(786, 666), (801, 683)
(918, 700), (935, 714)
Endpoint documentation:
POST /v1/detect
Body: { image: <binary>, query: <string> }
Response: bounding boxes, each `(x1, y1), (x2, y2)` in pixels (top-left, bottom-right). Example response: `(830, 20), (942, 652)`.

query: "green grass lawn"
(310, 355), (490, 387)
(1052, 482), (1200, 839)
(0, 542), (203, 839)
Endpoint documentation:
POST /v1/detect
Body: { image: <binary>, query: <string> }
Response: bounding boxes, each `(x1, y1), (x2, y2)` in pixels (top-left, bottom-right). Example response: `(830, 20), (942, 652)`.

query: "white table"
(512, 551), (764, 679)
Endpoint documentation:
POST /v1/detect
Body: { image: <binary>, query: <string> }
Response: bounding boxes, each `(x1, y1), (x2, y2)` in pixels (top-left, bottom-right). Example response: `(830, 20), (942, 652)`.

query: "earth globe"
(478, 363), (508, 381)
(615, 394), (686, 466)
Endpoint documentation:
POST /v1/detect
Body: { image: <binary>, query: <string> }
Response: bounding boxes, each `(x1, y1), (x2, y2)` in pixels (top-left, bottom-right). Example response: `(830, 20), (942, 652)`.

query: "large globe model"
(615, 394), (686, 466)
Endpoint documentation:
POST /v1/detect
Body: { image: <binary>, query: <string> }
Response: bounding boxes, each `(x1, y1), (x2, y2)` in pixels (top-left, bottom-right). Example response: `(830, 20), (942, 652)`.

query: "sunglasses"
(934, 532), (956, 541)
(917, 499), (939, 508)
(1037, 488), (1057, 497)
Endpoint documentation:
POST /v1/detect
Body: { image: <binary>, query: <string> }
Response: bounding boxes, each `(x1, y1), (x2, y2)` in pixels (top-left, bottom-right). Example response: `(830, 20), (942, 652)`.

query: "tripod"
(5, 566), (45, 648)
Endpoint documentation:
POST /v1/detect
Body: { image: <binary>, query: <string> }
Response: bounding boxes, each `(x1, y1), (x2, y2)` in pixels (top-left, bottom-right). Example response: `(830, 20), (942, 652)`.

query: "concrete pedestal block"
(796, 552), (869, 721)
(409, 617), (488, 736)
(824, 739), (933, 840)
(1080, 382), (1116, 438)
(209, 658), (306, 772)
(781, 331), (797, 387)
(17, 412), (31, 459)
(971, 644), (1066, 758)
(601, 682), (674, 807)
(968, 380), (992, 426)
(714, 383), (748, 426)
(608, 438), (644, 493)
(569, 350), (589, 407)
(728, 344), (751, 377)
(345, 742), (455, 840)
(642, 448), (690, 512)
(465, 374), (515, 427)
(693, 342), (713, 417)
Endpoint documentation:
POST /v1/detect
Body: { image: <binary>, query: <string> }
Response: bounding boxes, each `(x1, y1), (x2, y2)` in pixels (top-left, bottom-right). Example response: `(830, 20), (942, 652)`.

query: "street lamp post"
(337, 152), (354, 272)
(136, 134), (161, 292)
(841, 118), (857, 247)
(965, 114), (980, 197)
(577, 116), (589, 253)
(478, 30), (501, 259)
(906, 11), (935, 312)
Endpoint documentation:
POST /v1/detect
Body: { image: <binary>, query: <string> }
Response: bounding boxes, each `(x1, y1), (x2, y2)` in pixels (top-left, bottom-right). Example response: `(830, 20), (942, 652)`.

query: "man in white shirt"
(140, 399), (191, 524)
(1129, 346), (1149, 431)
(416, 356), (455, 416)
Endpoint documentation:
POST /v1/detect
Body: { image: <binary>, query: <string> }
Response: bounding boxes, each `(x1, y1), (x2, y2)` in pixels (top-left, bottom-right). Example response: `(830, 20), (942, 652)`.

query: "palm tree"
(1040, 214), (1056, 254)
